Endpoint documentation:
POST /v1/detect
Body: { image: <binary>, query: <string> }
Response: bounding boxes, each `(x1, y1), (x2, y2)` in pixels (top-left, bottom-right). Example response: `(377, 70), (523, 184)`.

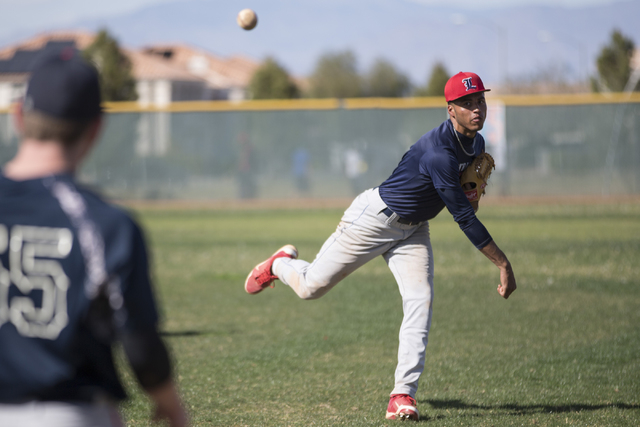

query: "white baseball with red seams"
(237, 9), (257, 30)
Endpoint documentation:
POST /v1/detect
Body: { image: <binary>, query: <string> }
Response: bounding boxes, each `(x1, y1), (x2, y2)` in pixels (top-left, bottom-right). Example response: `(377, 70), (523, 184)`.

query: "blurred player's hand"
(149, 381), (189, 427)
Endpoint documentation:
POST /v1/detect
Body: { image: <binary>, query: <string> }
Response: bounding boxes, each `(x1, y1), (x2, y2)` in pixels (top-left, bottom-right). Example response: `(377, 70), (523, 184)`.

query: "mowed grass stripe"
(116, 203), (639, 426)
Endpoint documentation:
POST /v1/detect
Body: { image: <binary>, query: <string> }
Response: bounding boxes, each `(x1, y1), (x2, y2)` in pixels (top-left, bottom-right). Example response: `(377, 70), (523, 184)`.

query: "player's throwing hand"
(497, 263), (517, 299)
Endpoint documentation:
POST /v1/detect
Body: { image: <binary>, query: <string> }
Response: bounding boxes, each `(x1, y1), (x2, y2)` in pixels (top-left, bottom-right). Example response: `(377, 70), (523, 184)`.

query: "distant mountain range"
(2, 0), (639, 87)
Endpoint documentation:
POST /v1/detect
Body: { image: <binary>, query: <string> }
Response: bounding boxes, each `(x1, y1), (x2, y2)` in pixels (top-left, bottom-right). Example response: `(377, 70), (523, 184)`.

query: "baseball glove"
(460, 152), (495, 205)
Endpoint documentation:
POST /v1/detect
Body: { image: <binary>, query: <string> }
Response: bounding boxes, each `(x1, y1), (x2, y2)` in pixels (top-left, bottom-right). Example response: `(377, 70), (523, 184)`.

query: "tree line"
(249, 52), (450, 100)
(251, 29), (639, 99)
(84, 28), (639, 102)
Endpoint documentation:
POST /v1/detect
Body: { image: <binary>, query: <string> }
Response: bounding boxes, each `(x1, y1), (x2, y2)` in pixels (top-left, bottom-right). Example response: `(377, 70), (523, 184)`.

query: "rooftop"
(0, 30), (259, 87)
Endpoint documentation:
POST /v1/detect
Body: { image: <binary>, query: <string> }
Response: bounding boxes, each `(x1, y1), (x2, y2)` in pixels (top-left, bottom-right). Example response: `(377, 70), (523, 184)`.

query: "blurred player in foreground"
(0, 50), (188, 427)
(245, 72), (517, 421)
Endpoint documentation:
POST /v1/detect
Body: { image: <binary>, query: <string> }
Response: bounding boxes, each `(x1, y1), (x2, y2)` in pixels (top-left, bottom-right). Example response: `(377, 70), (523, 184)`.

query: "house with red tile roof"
(0, 30), (261, 109)
(142, 44), (259, 101)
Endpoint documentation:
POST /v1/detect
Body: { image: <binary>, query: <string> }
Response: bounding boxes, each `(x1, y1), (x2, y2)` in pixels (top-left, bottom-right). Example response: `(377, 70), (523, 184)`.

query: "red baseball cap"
(444, 72), (490, 102)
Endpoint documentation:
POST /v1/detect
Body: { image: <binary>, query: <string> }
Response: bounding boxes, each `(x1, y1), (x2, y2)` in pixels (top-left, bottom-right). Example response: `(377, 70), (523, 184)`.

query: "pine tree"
(594, 29), (637, 92)
(415, 63), (450, 97)
(249, 57), (299, 99)
(83, 29), (137, 101)
(364, 58), (411, 97)
(307, 51), (362, 98)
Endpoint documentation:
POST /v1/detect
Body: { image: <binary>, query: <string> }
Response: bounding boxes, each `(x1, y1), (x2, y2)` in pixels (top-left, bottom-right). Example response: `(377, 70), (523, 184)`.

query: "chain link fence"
(1, 95), (639, 200)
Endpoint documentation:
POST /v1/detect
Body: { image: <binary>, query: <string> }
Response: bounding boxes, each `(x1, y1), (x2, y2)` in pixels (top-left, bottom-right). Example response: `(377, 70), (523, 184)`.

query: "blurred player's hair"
(21, 110), (93, 147)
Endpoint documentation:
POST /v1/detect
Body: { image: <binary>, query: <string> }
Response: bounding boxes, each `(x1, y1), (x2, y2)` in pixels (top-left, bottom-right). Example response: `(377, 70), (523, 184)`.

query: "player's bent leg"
(273, 229), (380, 299)
(272, 187), (399, 300)
(244, 245), (298, 294)
(386, 394), (420, 421)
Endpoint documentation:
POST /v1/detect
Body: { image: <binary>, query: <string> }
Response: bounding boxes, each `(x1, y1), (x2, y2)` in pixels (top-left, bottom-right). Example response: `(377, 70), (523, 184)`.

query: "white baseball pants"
(0, 401), (123, 427)
(274, 187), (434, 397)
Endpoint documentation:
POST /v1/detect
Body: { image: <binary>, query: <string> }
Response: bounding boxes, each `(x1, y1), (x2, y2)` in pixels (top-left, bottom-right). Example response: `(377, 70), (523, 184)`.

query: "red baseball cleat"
(386, 394), (419, 421)
(244, 244), (298, 294)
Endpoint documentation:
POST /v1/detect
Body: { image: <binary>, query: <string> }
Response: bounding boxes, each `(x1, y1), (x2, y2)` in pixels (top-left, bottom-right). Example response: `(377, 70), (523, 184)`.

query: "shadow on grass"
(421, 399), (639, 420)
(160, 330), (211, 337)
(160, 327), (243, 338)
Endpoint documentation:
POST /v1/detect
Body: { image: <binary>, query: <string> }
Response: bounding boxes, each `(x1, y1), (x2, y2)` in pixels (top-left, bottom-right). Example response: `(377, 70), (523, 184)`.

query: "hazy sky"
(0, 0), (622, 41)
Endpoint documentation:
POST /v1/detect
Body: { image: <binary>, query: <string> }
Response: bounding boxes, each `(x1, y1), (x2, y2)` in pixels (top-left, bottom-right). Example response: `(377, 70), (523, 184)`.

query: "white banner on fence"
(482, 101), (507, 172)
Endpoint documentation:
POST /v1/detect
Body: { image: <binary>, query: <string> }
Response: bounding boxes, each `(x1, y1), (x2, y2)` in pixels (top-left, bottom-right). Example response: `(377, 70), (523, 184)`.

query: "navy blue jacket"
(0, 174), (159, 402)
(379, 119), (492, 249)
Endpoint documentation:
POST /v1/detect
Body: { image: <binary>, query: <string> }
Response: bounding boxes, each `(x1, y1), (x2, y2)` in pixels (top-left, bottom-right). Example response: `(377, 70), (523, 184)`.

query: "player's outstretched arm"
(121, 328), (188, 426)
(479, 240), (517, 299)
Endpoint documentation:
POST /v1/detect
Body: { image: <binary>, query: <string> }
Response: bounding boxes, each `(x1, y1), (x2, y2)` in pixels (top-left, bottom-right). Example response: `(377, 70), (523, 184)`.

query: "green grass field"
(117, 202), (640, 426)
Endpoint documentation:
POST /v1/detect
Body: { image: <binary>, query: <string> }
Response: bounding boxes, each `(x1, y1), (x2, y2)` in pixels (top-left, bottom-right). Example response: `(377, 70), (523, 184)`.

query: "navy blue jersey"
(379, 119), (492, 249)
(0, 173), (159, 402)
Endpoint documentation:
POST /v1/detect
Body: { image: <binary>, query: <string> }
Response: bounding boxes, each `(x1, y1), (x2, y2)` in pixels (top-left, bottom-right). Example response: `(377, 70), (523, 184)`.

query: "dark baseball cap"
(23, 48), (102, 121)
(444, 71), (490, 102)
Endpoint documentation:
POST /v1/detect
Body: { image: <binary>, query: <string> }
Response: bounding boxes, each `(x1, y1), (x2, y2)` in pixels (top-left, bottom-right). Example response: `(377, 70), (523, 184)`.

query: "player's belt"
(382, 207), (421, 226)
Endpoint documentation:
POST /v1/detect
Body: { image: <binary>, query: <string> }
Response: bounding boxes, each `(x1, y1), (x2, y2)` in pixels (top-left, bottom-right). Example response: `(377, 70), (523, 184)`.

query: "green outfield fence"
(1, 94), (639, 200)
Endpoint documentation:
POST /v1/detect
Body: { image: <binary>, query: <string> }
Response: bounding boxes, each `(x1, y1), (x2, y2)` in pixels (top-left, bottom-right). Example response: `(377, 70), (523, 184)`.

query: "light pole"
(451, 14), (508, 86)
(450, 14), (510, 195)
(537, 29), (588, 88)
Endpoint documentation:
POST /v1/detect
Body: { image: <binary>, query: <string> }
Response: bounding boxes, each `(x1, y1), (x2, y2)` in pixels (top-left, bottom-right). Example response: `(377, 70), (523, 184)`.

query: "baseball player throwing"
(245, 72), (517, 421)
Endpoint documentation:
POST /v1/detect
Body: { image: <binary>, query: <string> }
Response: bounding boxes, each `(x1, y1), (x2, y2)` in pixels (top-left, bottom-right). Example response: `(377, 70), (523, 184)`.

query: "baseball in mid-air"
(237, 9), (258, 30)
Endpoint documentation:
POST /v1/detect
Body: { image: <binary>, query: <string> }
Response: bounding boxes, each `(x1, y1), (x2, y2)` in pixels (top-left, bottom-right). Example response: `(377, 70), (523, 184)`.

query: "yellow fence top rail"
(343, 97), (446, 109)
(103, 98), (341, 113)
(1, 92), (639, 114)
(495, 92), (640, 106)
